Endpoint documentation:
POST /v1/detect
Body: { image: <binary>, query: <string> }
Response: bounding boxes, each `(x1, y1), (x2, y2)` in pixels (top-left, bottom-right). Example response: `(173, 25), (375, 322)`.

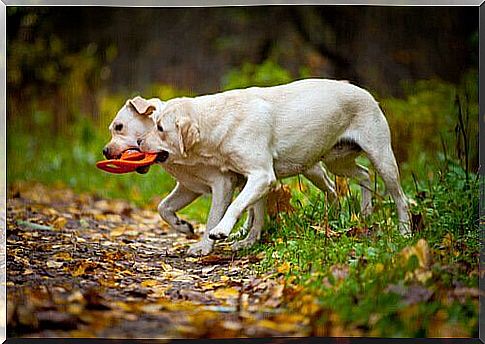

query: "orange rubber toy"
(96, 150), (158, 174)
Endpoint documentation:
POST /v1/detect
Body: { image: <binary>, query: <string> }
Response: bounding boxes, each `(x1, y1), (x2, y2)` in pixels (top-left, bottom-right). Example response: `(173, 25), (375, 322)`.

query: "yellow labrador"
(103, 96), (337, 255)
(139, 79), (411, 240)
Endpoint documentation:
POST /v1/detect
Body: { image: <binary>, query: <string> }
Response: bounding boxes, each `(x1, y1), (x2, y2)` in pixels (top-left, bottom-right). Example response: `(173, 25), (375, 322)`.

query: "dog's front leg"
(187, 176), (235, 256)
(158, 182), (201, 235)
(209, 170), (276, 240)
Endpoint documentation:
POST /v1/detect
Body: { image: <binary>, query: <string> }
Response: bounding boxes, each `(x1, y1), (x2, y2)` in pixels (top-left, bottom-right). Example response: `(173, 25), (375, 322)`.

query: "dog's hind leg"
(303, 163), (337, 202)
(158, 182), (201, 235)
(324, 154), (373, 217)
(231, 197), (266, 251)
(360, 143), (410, 235)
(351, 110), (411, 235)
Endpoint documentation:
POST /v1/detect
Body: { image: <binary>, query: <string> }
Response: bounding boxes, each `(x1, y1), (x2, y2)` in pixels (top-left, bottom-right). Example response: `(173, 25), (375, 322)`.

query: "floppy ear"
(176, 116), (200, 157)
(128, 96), (156, 116)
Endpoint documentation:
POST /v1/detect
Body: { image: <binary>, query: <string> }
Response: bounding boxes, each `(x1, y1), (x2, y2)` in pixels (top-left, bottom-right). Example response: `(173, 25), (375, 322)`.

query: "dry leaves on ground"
(7, 182), (311, 338)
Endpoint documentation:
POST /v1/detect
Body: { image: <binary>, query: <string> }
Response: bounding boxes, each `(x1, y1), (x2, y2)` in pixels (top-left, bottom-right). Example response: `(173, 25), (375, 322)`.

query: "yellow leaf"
(172, 275), (194, 282)
(141, 279), (159, 288)
(54, 252), (72, 261)
(98, 278), (118, 287)
(52, 217), (68, 230)
(67, 303), (84, 315)
(401, 239), (432, 283)
(94, 214), (107, 221)
(118, 269), (135, 276)
(109, 227), (126, 237)
(277, 262), (290, 274)
(71, 261), (97, 277)
(198, 281), (226, 291)
(335, 176), (349, 198)
(401, 239), (430, 269)
(185, 257), (198, 262)
(311, 225), (339, 238)
(256, 319), (299, 333)
(114, 301), (135, 312)
(213, 287), (240, 299)
(160, 262), (173, 272)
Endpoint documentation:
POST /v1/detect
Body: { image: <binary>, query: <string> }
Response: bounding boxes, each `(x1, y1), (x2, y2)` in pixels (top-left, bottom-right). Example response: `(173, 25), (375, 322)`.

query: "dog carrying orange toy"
(96, 150), (158, 174)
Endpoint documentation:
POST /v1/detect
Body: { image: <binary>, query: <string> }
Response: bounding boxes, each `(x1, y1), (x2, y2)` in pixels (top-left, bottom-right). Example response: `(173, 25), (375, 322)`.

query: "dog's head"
(102, 96), (165, 171)
(139, 98), (200, 163)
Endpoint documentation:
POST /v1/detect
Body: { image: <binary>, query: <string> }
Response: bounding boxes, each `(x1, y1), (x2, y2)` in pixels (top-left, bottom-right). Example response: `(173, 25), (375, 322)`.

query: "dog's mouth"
(155, 150), (169, 163)
(119, 148), (152, 174)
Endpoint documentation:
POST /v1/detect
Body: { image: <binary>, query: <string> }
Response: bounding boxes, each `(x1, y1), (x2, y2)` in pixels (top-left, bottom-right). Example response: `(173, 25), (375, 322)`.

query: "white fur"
(140, 78), (411, 240)
(104, 96), (338, 256)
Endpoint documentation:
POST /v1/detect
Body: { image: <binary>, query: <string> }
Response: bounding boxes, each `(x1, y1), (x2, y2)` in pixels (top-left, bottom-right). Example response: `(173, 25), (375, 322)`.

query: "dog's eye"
(157, 124), (164, 132)
(114, 124), (123, 131)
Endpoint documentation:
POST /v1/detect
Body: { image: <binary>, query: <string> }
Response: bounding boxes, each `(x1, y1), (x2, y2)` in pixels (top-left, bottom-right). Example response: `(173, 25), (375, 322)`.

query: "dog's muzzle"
(155, 151), (169, 163)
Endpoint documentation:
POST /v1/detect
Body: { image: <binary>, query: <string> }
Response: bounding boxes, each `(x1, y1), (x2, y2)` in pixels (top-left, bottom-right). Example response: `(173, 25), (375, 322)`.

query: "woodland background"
(6, 6), (480, 338)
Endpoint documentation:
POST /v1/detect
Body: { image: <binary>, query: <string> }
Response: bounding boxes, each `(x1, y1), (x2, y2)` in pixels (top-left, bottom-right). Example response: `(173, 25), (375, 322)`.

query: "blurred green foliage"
(380, 71), (478, 173)
(222, 59), (293, 90)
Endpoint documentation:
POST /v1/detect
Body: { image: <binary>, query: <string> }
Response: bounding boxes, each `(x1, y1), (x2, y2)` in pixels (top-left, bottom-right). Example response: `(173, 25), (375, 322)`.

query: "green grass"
(244, 159), (479, 337)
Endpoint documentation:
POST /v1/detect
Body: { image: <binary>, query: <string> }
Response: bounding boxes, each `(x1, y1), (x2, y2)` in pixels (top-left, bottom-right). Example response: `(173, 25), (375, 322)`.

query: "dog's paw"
(172, 219), (194, 235)
(187, 241), (213, 256)
(208, 226), (229, 240)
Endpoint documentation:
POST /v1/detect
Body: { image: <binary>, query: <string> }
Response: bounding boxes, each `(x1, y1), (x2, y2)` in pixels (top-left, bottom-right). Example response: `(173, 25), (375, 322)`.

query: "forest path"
(7, 183), (308, 339)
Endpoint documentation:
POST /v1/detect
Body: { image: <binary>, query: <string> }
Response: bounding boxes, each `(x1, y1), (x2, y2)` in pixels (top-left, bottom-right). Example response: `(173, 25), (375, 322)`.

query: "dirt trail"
(6, 183), (309, 339)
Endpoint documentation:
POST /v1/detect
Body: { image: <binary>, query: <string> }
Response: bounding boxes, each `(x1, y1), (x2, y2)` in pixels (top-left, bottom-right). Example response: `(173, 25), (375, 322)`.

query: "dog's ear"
(128, 96), (156, 116)
(176, 116), (200, 157)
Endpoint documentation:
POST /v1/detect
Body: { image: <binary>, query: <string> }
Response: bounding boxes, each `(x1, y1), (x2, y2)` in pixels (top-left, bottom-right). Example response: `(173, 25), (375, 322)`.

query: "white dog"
(139, 79), (411, 241)
(102, 96), (338, 255)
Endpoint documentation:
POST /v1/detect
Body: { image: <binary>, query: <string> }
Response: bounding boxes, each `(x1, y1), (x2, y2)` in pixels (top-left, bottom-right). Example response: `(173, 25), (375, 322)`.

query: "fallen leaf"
(140, 279), (159, 288)
(266, 184), (295, 217)
(109, 227), (126, 237)
(213, 287), (240, 300)
(52, 217), (68, 230)
(277, 262), (290, 274)
(53, 252), (72, 261)
(335, 176), (349, 198)
(46, 261), (64, 269)
(70, 261), (98, 277)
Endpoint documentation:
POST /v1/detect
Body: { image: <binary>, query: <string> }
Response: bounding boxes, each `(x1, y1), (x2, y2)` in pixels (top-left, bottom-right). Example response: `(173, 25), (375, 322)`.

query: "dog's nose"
(102, 147), (110, 159)
(137, 138), (143, 146)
